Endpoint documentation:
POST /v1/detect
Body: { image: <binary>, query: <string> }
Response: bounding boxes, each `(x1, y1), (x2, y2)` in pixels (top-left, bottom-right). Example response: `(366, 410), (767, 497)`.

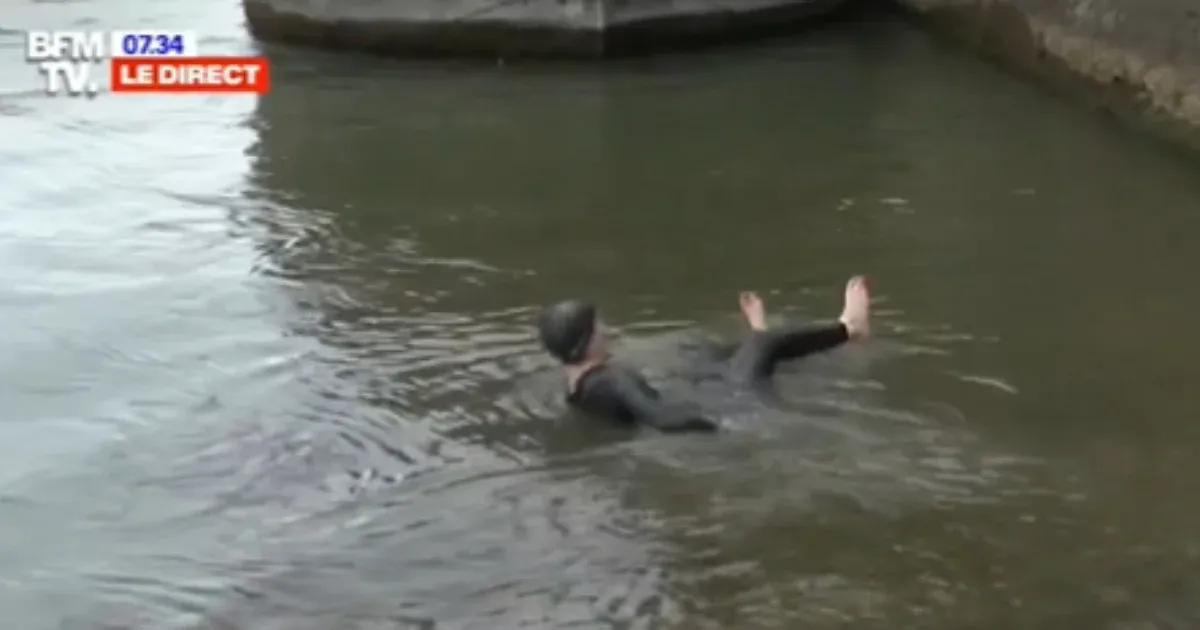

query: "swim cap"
(536, 299), (597, 364)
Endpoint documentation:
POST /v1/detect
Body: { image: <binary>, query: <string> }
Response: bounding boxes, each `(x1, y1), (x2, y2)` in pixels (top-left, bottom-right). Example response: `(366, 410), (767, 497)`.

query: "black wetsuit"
(568, 322), (850, 432)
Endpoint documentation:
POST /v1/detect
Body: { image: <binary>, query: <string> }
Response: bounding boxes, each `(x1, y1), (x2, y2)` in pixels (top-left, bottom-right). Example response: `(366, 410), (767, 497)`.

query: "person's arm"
(605, 368), (719, 433)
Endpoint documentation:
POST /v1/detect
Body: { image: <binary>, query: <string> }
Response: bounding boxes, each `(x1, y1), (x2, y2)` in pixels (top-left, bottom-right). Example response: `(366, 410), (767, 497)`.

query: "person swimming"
(536, 276), (872, 432)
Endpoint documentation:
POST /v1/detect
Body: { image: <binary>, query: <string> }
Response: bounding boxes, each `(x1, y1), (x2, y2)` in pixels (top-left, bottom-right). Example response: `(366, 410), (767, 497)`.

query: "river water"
(4, 1), (1200, 629)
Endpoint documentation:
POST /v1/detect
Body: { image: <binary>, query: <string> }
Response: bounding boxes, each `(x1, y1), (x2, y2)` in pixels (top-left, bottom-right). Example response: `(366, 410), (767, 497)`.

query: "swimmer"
(536, 276), (871, 432)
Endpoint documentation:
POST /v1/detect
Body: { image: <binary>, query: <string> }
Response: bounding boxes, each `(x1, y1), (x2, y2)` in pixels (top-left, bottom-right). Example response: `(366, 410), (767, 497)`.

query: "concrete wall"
(892, 0), (1200, 149)
(242, 0), (848, 58)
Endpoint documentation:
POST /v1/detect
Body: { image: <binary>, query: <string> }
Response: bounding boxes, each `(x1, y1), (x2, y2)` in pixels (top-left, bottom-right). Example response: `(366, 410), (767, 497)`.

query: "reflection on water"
(3, 1), (1200, 628)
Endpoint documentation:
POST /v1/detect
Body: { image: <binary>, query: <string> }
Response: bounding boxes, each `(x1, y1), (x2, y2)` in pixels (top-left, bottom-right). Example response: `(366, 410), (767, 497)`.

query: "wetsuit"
(569, 362), (717, 433)
(568, 322), (850, 432)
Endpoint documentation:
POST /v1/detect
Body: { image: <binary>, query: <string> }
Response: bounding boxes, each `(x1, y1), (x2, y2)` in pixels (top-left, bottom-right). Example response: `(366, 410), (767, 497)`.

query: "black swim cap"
(536, 299), (597, 364)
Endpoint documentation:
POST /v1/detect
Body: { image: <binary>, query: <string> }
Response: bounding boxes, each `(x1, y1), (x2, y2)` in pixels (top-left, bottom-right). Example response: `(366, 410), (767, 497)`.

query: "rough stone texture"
(892, 0), (1200, 150)
(242, 0), (849, 59)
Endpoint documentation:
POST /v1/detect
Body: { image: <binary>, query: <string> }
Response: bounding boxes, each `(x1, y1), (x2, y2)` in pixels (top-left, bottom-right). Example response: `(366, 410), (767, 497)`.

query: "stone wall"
(242, 0), (848, 58)
(891, 0), (1200, 150)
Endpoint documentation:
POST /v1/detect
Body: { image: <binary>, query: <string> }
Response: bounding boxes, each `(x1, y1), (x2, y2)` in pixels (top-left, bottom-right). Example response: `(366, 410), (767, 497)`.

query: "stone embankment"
(892, 0), (1200, 150)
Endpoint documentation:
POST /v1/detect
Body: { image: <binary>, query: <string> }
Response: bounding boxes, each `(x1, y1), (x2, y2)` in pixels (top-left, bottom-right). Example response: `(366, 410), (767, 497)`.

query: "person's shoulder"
(575, 362), (624, 391)
(574, 362), (651, 395)
(568, 362), (611, 403)
(595, 361), (652, 384)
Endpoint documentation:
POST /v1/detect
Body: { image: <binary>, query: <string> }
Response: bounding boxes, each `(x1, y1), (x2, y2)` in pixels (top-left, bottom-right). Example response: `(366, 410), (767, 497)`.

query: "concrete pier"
(241, 0), (850, 58)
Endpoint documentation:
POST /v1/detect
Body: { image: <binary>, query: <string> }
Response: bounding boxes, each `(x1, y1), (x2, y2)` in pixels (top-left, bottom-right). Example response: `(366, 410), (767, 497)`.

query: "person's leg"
(761, 275), (870, 360)
(728, 277), (870, 382)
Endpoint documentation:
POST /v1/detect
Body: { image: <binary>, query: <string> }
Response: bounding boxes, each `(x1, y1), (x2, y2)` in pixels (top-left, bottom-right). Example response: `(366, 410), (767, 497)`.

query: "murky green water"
(3, 2), (1200, 629)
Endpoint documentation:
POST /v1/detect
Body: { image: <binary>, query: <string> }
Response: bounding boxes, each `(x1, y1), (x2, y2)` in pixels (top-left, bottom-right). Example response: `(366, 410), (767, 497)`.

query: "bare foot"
(739, 291), (767, 331)
(839, 276), (870, 339)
